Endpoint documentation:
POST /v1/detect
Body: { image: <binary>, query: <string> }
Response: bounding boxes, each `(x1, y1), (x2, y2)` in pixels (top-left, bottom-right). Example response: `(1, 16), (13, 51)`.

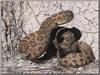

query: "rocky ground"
(1, 0), (99, 74)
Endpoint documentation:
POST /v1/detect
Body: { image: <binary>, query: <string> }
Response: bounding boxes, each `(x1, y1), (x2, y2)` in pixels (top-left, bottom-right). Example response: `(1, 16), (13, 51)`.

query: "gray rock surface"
(1, 0), (99, 74)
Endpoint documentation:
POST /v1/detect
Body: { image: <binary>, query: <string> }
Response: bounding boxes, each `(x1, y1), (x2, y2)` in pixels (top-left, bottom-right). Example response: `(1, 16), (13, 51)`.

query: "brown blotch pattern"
(58, 42), (95, 67)
(38, 46), (43, 51)
(24, 36), (30, 40)
(29, 33), (35, 37)
(37, 36), (43, 41)
(18, 11), (94, 66)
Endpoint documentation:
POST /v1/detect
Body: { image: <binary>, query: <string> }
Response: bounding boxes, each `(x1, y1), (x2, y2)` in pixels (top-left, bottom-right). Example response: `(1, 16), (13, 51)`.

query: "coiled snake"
(18, 10), (74, 60)
(18, 10), (95, 67)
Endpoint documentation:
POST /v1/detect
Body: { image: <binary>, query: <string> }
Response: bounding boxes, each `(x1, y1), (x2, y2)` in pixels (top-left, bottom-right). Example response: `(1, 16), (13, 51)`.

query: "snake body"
(18, 10), (95, 67)
(37, 27), (81, 61)
(36, 27), (65, 61)
(18, 10), (74, 60)
(53, 28), (95, 67)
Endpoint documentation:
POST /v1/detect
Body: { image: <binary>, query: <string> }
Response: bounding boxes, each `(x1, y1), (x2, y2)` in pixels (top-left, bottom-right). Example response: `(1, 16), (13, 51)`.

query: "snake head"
(56, 27), (82, 44)
(54, 27), (81, 58)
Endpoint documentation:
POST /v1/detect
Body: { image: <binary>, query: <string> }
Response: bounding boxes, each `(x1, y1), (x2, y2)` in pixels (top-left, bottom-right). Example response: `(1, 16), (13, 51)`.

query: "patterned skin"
(36, 27), (65, 61)
(18, 10), (74, 60)
(53, 29), (95, 68)
(36, 27), (82, 61)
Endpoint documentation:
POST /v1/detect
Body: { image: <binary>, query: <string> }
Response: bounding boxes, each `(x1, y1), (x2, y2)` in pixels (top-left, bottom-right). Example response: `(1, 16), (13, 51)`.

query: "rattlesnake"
(18, 10), (95, 67)
(53, 27), (95, 67)
(18, 10), (74, 60)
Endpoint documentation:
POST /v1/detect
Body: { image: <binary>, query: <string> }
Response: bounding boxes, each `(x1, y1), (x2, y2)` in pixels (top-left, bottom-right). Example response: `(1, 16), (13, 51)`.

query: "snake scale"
(18, 10), (95, 67)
